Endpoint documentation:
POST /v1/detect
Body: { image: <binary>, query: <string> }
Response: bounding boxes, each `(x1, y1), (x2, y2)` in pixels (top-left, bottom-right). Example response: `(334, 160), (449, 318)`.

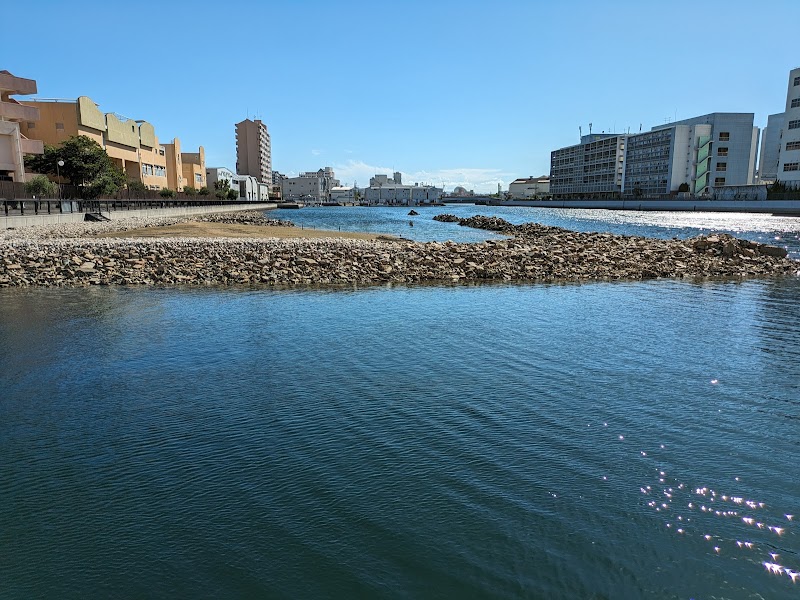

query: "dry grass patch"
(96, 221), (396, 240)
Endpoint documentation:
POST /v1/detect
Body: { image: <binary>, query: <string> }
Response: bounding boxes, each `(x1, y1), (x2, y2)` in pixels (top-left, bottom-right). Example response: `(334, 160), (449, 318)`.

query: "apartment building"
(777, 67), (800, 184)
(0, 70), (43, 182)
(20, 96), (169, 190)
(550, 134), (626, 198)
(235, 119), (271, 184)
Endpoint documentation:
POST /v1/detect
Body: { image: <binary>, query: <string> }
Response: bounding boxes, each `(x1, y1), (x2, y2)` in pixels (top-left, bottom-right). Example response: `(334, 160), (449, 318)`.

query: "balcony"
(20, 136), (44, 155)
(0, 71), (37, 96)
(0, 99), (40, 122)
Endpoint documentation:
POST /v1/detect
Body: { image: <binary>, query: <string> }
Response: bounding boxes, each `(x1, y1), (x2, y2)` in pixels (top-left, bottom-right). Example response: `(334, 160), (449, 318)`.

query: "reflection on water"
(276, 205), (800, 258)
(1, 279), (799, 598)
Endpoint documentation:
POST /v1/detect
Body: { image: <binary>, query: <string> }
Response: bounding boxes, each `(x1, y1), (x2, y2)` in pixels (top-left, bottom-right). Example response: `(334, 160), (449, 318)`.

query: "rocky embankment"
(0, 212), (796, 287)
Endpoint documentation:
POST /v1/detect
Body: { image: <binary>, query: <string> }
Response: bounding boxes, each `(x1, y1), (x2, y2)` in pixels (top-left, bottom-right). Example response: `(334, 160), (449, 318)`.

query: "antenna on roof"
(579, 125), (582, 140)
(589, 123), (592, 135)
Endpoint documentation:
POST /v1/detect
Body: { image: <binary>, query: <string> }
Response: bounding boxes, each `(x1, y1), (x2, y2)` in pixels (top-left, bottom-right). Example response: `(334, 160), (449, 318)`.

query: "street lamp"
(56, 159), (64, 201)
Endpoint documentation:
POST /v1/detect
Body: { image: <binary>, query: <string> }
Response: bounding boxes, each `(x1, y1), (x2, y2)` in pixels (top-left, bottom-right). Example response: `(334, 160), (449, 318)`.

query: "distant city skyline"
(6, 0), (797, 192)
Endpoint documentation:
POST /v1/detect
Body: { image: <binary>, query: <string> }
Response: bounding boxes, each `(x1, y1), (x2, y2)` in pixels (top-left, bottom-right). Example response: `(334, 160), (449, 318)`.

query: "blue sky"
(7, 0), (797, 192)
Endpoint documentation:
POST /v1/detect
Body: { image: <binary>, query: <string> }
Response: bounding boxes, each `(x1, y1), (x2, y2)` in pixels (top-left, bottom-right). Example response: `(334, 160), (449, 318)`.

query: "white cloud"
(329, 160), (514, 193)
(311, 149), (322, 156)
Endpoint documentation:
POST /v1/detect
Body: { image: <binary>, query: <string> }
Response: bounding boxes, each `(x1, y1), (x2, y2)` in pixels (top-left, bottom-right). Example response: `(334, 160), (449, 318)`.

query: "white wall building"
(508, 176), (550, 198)
(205, 167), (267, 201)
(550, 134), (627, 198)
(281, 167), (339, 202)
(777, 67), (800, 184)
(551, 114), (759, 198)
(758, 113), (785, 183)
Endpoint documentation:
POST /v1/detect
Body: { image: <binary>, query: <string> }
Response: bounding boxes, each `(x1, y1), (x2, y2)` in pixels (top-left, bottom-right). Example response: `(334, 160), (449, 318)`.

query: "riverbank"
(0, 211), (796, 287)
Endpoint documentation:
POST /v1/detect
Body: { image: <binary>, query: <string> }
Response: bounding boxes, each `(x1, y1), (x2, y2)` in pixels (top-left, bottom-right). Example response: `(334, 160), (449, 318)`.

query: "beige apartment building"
(162, 138), (206, 191)
(235, 118), (271, 183)
(0, 70), (44, 182)
(20, 96), (168, 189)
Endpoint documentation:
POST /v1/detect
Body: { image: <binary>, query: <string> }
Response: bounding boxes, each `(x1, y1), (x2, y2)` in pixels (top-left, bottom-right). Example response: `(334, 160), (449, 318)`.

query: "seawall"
(493, 199), (800, 215)
(1, 203), (277, 229)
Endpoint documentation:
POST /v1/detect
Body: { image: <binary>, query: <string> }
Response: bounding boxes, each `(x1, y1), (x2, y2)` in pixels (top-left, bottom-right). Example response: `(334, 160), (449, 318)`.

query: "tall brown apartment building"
(235, 118), (271, 183)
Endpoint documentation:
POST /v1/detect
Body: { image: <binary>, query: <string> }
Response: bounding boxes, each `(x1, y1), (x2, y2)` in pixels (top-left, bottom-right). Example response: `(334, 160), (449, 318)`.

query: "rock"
(408, 210), (419, 216)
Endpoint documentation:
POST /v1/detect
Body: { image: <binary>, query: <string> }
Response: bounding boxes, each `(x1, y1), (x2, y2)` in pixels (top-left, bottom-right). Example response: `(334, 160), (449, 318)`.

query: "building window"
(787, 141), (800, 151)
(717, 162), (727, 172)
(789, 120), (800, 130)
(795, 76), (800, 86)
(26, 122), (36, 129)
(714, 177), (726, 186)
(792, 98), (800, 109)
(784, 162), (800, 172)
(718, 132), (730, 141)
(717, 147), (728, 156)
(55, 122), (64, 131)
(195, 173), (202, 183)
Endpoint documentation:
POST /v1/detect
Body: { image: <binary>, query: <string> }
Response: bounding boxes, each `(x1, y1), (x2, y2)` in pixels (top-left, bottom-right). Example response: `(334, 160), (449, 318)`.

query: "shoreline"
(0, 211), (797, 288)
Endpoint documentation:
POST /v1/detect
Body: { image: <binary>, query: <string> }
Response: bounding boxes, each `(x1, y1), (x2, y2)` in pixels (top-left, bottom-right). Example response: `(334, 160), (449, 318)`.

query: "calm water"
(2, 277), (799, 599)
(276, 205), (800, 259)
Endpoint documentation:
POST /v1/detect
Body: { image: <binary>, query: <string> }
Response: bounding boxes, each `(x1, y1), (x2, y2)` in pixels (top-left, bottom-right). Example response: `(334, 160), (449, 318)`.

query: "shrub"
(184, 186), (197, 196)
(159, 188), (176, 198)
(24, 175), (58, 198)
(197, 186), (210, 196)
(226, 189), (238, 200)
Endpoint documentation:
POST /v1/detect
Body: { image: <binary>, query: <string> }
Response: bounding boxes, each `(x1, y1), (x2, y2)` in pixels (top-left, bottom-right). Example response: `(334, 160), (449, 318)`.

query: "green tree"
(214, 178), (231, 200)
(197, 186), (210, 196)
(84, 167), (126, 200)
(159, 188), (176, 198)
(226, 188), (238, 200)
(24, 175), (58, 198)
(183, 186), (197, 196)
(25, 135), (125, 198)
(127, 180), (148, 195)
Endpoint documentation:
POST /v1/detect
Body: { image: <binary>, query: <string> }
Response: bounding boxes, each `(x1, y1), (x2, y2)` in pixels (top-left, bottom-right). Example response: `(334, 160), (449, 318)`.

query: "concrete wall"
(495, 198), (800, 214)
(1, 203), (277, 229)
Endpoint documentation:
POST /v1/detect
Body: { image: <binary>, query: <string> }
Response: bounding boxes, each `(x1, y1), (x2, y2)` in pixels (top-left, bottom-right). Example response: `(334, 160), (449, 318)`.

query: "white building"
(508, 176), (550, 198)
(330, 186), (355, 203)
(777, 67), (800, 184)
(551, 114), (759, 198)
(758, 113), (786, 183)
(281, 167), (339, 202)
(205, 167), (267, 201)
(550, 134), (627, 198)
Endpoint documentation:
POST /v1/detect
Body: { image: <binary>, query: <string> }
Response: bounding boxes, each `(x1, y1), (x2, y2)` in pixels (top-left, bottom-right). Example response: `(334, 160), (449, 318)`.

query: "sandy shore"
(96, 221), (395, 241)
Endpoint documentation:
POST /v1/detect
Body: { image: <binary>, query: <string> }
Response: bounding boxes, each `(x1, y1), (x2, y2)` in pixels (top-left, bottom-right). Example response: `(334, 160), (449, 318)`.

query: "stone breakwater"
(0, 224), (796, 287)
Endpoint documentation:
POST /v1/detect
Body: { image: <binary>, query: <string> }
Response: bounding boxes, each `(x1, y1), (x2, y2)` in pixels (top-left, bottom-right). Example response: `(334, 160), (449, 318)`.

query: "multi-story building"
(0, 70), (43, 182)
(20, 96), (170, 190)
(777, 67), (800, 184)
(281, 167), (339, 202)
(648, 113), (758, 195)
(162, 138), (206, 192)
(758, 113), (785, 183)
(508, 176), (550, 198)
(551, 114), (759, 198)
(235, 119), (271, 184)
(550, 134), (626, 198)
